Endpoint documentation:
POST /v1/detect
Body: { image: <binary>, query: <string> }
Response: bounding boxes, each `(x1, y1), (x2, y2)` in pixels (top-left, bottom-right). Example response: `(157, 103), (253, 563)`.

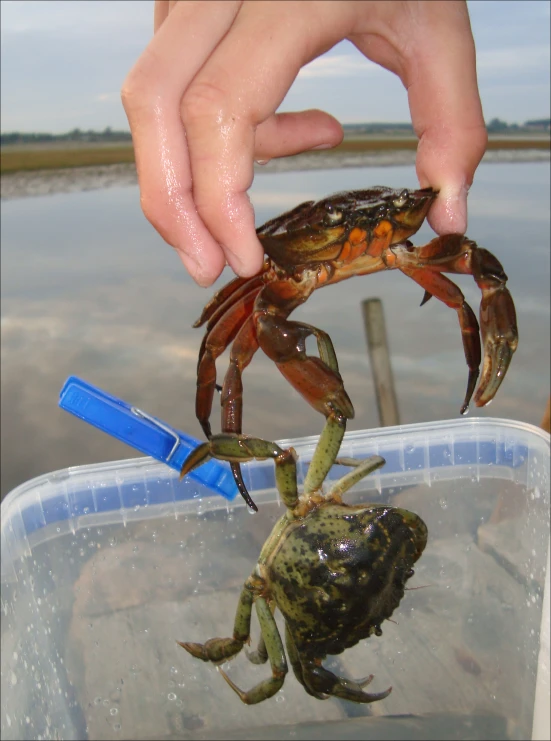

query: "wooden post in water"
(362, 298), (400, 427)
(541, 395), (551, 433)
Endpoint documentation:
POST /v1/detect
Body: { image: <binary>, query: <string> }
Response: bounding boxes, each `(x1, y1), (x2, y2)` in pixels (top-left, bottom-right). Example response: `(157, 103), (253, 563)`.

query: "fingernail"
(310, 143), (334, 151)
(439, 183), (468, 233)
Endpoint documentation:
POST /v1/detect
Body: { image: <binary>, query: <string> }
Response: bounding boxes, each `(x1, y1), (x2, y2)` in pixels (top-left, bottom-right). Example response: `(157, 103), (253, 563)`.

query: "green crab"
(178, 417), (428, 705)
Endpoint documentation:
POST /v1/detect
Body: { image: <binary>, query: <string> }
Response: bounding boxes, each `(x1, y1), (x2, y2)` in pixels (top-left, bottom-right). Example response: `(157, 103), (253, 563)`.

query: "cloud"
(0, 0), (152, 34)
(0, 0), (548, 131)
(96, 93), (121, 103)
(477, 45), (550, 74)
(297, 53), (381, 80)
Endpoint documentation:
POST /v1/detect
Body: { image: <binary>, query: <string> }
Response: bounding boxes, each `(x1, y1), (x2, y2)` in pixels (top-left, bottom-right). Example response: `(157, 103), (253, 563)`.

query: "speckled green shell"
(266, 503), (427, 660)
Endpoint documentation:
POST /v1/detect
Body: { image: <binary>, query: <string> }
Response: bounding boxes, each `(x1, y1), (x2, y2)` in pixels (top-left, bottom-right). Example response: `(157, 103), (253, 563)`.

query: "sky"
(1, 0), (550, 133)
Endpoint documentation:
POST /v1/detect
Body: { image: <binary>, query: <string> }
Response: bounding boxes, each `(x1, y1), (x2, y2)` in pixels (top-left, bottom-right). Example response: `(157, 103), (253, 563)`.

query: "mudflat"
(1, 135), (549, 175)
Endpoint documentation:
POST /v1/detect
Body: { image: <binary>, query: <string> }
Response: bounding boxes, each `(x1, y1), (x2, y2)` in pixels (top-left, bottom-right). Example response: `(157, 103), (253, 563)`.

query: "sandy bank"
(1, 148), (549, 201)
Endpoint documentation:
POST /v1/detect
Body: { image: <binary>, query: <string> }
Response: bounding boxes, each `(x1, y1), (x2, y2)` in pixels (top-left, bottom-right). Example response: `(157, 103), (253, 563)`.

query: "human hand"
(122, 0), (487, 287)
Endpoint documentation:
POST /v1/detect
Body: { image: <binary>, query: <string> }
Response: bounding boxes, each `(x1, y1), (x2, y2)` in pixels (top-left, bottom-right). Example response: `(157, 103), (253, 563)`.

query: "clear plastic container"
(1, 418), (549, 741)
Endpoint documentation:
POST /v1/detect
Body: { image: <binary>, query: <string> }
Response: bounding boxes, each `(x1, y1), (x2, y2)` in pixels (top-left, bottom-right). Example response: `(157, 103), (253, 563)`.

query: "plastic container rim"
(2, 415), (549, 513)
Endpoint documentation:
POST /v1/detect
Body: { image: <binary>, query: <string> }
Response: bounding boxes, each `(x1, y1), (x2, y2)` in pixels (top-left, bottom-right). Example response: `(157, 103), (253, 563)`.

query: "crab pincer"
(188, 187), (518, 508)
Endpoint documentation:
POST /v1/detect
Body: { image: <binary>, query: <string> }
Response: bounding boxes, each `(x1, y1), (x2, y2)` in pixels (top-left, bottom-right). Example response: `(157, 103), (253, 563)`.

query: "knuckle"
(120, 74), (145, 115)
(121, 55), (162, 113)
(120, 65), (143, 109)
(120, 81), (135, 111)
(181, 79), (230, 125)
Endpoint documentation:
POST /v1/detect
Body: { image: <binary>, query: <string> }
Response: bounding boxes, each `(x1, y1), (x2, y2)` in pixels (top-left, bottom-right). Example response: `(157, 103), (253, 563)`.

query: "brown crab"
(188, 187), (518, 509)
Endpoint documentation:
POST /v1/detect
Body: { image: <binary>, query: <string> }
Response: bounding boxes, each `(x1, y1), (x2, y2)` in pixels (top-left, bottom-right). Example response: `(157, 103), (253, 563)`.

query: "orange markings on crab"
(351, 242), (368, 261)
(383, 249), (398, 268)
(316, 263), (332, 285)
(188, 187), (518, 508)
(345, 228), (368, 262)
(339, 241), (352, 263)
(348, 227), (367, 245)
(338, 229), (369, 265)
(372, 220), (393, 240)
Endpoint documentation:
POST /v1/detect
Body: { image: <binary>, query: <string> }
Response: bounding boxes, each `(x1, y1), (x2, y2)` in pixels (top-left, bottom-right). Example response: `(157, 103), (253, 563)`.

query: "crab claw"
(394, 235), (518, 413)
(180, 435), (263, 512)
(471, 247), (518, 408)
(181, 434), (284, 480)
(474, 284), (518, 406)
(179, 442), (212, 480)
(180, 434), (300, 512)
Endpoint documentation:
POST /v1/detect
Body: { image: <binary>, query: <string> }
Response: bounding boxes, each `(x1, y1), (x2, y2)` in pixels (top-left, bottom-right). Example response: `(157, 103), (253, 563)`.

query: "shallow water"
(1, 161), (550, 497)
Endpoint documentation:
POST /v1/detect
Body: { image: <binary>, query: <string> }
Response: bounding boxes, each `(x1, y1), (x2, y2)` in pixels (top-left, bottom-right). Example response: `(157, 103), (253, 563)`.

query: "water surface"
(1, 162), (549, 497)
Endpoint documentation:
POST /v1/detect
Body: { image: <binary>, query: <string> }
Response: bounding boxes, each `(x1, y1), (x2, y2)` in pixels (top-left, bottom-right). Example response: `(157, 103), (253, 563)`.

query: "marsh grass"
(1, 137), (548, 174)
(0, 145), (136, 173)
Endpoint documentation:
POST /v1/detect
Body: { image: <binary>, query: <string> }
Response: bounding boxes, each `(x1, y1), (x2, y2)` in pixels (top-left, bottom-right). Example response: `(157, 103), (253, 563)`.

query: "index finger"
(179, 2), (352, 276)
(406, 3), (487, 233)
(122, 1), (243, 286)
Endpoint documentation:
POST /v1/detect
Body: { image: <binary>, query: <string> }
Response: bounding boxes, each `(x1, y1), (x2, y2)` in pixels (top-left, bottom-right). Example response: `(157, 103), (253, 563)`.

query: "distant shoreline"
(1, 135), (549, 175)
(1, 140), (549, 201)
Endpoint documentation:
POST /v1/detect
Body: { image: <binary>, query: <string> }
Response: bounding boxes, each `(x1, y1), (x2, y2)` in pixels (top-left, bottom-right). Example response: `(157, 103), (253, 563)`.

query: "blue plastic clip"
(58, 376), (238, 501)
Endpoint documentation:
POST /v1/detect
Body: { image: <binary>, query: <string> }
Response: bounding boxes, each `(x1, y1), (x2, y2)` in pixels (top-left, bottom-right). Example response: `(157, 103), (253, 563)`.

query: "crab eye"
(324, 205), (343, 225)
(393, 189), (409, 209)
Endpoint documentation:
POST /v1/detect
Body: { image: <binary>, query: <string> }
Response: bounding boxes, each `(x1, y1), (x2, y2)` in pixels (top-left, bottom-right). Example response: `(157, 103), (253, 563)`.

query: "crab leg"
(195, 285), (262, 439)
(255, 311), (355, 497)
(470, 243), (519, 406)
(253, 305), (357, 499)
(391, 234), (518, 412)
(179, 576), (288, 705)
(398, 266), (482, 413)
(327, 455), (386, 499)
(178, 585), (253, 663)
(302, 660), (392, 704)
(255, 312), (354, 421)
(180, 433), (300, 509)
(284, 625), (326, 699)
(193, 271), (266, 328)
(302, 413), (347, 495)
(220, 316), (260, 433)
(220, 316), (261, 510)
(218, 597), (288, 704)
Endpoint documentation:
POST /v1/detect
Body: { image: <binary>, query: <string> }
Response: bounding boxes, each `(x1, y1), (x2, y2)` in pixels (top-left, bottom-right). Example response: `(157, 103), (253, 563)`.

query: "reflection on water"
(1, 162), (550, 498)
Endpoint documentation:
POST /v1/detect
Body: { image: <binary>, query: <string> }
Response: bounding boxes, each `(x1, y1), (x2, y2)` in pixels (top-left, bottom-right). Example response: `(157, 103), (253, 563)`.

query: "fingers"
(406, 2), (487, 234)
(352, 1), (486, 235)
(122, 1), (243, 286)
(153, 1), (169, 32)
(125, 2), (346, 284)
(178, 2), (350, 278)
(254, 110), (343, 162)
(126, 0), (486, 287)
